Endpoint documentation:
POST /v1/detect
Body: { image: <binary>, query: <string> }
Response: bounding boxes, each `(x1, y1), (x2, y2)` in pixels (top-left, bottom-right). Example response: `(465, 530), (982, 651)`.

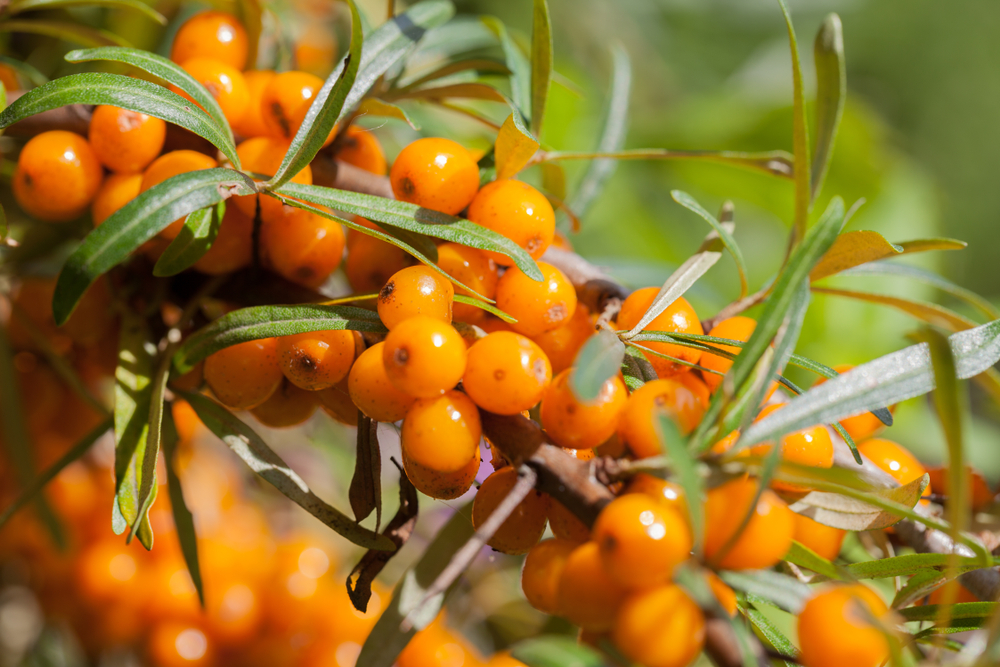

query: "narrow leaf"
(0, 19), (130, 47)
(787, 471), (928, 531)
(350, 416), (382, 528)
(8, 0), (166, 23)
(481, 16), (530, 116)
(776, 0), (811, 239)
(658, 416), (704, 552)
(809, 230), (902, 281)
(810, 14), (845, 200)
(0, 55), (48, 87)
(161, 404), (204, 606)
(671, 191), (748, 298)
(512, 637), (608, 667)
(812, 286), (976, 332)
(901, 602), (997, 622)
(898, 237), (967, 253)
(721, 570), (811, 614)
(390, 81), (509, 103)
(495, 112), (539, 180)
(153, 204), (223, 277)
(546, 149), (793, 179)
(236, 0), (263, 69)
(785, 540), (844, 580)
(847, 553), (991, 580)
(623, 247), (723, 339)
(741, 600), (798, 666)
(356, 98), (419, 128)
(452, 294), (516, 322)
(569, 329), (625, 402)
(621, 345), (657, 391)
(529, 0), (553, 136)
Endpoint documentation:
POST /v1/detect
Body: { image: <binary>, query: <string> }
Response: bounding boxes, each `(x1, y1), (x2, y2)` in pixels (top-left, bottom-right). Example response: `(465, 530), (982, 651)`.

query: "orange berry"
(233, 136), (312, 224)
(546, 499), (591, 542)
(250, 380), (318, 428)
(347, 342), (417, 422)
(337, 125), (387, 175)
(467, 179), (555, 265)
(701, 316), (754, 391)
(173, 57), (249, 128)
(317, 376), (359, 426)
(171, 10), (248, 70)
(616, 288), (703, 378)
(378, 265), (454, 329)
(0, 64), (20, 92)
(521, 538), (579, 614)
(797, 584), (891, 667)
(706, 571), (738, 616)
(556, 541), (627, 632)
(927, 583), (979, 605)
(540, 369), (628, 450)
(435, 242), (499, 323)
(261, 207), (345, 288)
(531, 303), (595, 375)
(397, 619), (480, 667)
(703, 476), (794, 570)
(472, 466), (550, 554)
(813, 365), (891, 442)
(496, 261), (577, 337)
(856, 438), (929, 492)
(192, 204), (254, 275)
(389, 137), (479, 215)
(344, 230), (413, 293)
(463, 331), (552, 415)
(74, 538), (145, 604)
(612, 584), (705, 667)
(710, 430), (740, 456)
(260, 70), (325, 141)
(401, 390), (481, 473)
(14, 130), (103, 222)
(204, 338), (284, 410)
(593, 494), (692, 590)
(748, 404), (834, 492)
(147, 621), (215, 667)
(294, 23), (338, 79)
(403, 445), (480, 500)
(278, 329), (356, 391)
(232, 70), (276, 139)
(926, 465), (994, 512)
(383, 316), (467, 398)
(487, 654), (528, 667)
(792, 513), (845, 562)
(88, 105), (166, 174)
(141, 150), (219, 239)
(91, 172), (142, 226)
(617, 377), (709, 459)
(171, 360), (205, 393)
(625, 473), (687, 514)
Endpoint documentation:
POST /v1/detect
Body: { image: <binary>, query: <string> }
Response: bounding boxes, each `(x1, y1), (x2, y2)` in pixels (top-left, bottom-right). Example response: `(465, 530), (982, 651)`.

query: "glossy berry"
(496, 261), (577, 337)
(204, 338), (284, 410)
(792, 512), (846, 562)
(171, 10), (248, 70)
(403, 446), (480, 500)
(856, 438), (930, 493)
(344, 229), (413, 293)
(467, 179), (555, 265)
(813, 365), (890, 442)
(191, 205), (254, 275)
(463, 332), (552, 415)
(147, 622), (215, 667)
(278, 329), (356, 391)
(401, 390), (481, 474)
(617, 377), (709, 459)
(616, 288), (703, 378)
(261, 207), (345, 288)
(14, 131), (103, 222)
(540, 369), (628, 450)
(556, 541), (627, 632)
(926, 465), (994, 512)
(317, 376), (360, 426)
(704, 476), (794, 570)
(532, 303), (595, 375)
(88, 105), (166, 174)
(612, 584), (705, 667)
(232, 70), (276, 139)
(337, 125), (387, 175)
(626, 473), (687, 514)
(378, 265), (454, 329)
(234, 136), (313, 224)
(141, 150), (218, 239)
(348, 342), (417, 422)
(383, 316), (467, 398)
(91, 172), (142, 226)
(749, 404), (834, 492)
(701, 316), (755, 392)
(797, 585), (891, 667)
(521, 538), (578, 614)
(435, 242), (499, 323)
(547, 499), (591, 542)
(397, 619), (480, 667)
(389, 137), (479, 215)
(472, 466), (550, 554)
(260, 70), (325, 141)
(251, 380), (318, 428)
(173, 57), (250, 128)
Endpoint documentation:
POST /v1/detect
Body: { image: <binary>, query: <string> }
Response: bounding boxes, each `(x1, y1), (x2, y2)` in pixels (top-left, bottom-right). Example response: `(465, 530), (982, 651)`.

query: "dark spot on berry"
(566, 404), (577, 415)
(399, 176), (416, 196)
(271, 102), (291, 138)
(296, 355), (317, 373)
(379, 280), (396, 303)
(494, 369), (506, 381)
(525, 235), (542, 253)
(394, 347), (410, 365)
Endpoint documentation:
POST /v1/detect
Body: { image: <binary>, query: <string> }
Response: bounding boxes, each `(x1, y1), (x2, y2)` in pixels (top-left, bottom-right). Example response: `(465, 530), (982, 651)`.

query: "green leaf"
(161, 404), (204, 606)
(452, 294), (516, 322)
(172, 304), (385, 375)
(0, 55), (48, 87)
(658, 416), (704, 552)
(673, 566), (760, 667)
(529, 0), (552, 136)
(785, 540), (844, 580)
(235, 0), (263, 69)
(356, 98), (420, 129)
(812, 286), (976, 332)
(52, 168), (255, 325)
(0, 73), (240, 167)
(892, 569), (953, 609)
(740, 598), (798, 666)
(495, 112), (539, 180)
(481, 16), (531, 117)
(897, 237), (967, 253)
(153, 204), (223, 277)
(177, 390), (395, 551)
(390, 81), (508, 103)
(621, 345), (657, 391)
(0, 19), (130, 47)
(512, 637), (609, 667)
(776, 0), (810, 239)
(8, 0), (166, 23)
(901, 602), (997, 622)
(810, 14), (845, 200)
(670, 190), (748, 298)
(545, 149), (793, 179)
(721, 570), (811, 614)
(847, 553), (992, 580)
(399, 58), (509, 90)
(569, 329), (625, 402)
(809, 230), (903, 281)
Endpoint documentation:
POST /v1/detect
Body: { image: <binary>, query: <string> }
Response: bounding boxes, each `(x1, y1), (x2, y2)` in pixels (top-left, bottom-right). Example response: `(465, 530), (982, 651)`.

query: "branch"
(540, 247), (631, 315)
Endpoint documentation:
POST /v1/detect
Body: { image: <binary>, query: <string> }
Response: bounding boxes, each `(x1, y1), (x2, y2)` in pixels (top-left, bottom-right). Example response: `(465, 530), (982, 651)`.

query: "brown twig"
(701, 288), (769, 333)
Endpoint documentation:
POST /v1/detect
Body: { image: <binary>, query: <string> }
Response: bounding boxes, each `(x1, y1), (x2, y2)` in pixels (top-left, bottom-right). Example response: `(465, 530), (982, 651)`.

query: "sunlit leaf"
(623, 248), (722, 339)
(785, 541), (844, 580)
(670, 191), (747, 298)
(776, 0), (810, 240)
(721, 570), (811, 614)
(812, 286), (976, 332)
(161, 404), (204, 605)
(658, 416), (704, 551)
(452, 295), (516, 322)
(481, 16), (530, 117)
(356, 98), (419, 129)
(153, 204), (223, 277)
(495, 112), (539, 180)
(350, 417), (382, 528)
(544, 148), (793, 179)
(529, 0), (552, 136)
(740, 596), (798, 666)
(847, 553), (993, 580)
(787, 471), (928, 531)
(810, 14), (845, 200)
(809, 230), (902, 281)
(397, 58), (509, 91)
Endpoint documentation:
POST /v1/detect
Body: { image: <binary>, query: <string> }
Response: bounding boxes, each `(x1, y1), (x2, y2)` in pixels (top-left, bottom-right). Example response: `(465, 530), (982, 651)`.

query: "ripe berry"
(625, 473), (687, 514)
(401, 390), (481, 474)
(593, 494), (692, 589)
(467, 179), (555, 265)
(856, 438), (930, 494)
(191, 205), (254, 275)
(88, 105), (166, 174)
(141, 150), (219, 239)
(496, 261), (577, 337)
(233, 136), (313, 224)
(463, 332), (552, 415)
(748, 404), (834, 492)
(344, 228), (414, 292)
(616, 288), (703, 378)
(707, 571), (738, 616)
(521, 538), (579, 614)
(403, 446), (480, 500)
(531, 303), (595, 375)
(260, 71), (325, 141)
(556, 541), (627, 632)
(926, 465), (994, 512)
(703, 476), (794, 570)
(797, 585), (891, 667)
(278, 329), (356, 391)
(378, 265), (454, 329)
(347, 342), (417, 422)
(389, 137), (479, 215)
(473, 466), (550, 554)
(251, 380), (318, 428)
(540, 369), (628, 450)
(317, 376), (359, 426)
(91, 173), (142, 226)
(397, 618), (480, 667)
(147, 622), (215, 667)
(435, 242), (498, 323)
(813, 365), (891, 442)
(14, 130), (103, 222)
(232, 70), (276, 139)
(261, 207), (345, 288)
(383, 316), (467, 398)
(173, 57), (250, 128)
(204, 338), (284, 410)
(792, 513), (845, 562)
(337, 125), (387, 175)
(617, 376), (709, 459)
(612, 584), (705, 667)
(701, 316), (753, 391)
(171, 10), (248, 70)
(547, 499), (591, 542)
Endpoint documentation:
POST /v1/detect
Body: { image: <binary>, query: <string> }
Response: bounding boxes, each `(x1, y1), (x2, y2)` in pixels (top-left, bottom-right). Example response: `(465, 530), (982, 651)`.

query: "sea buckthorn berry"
(927, 582), (979, 605)
(488, 653), (529, 667)
(856, 438), (930, 493)
(141, 150), (219, 239)
(748, 404), (834, 492)
(250, 380), (318, 428)
(927, 465), (994, 512)
(813, 365), (891, 442)
(378, 265), (454, 329)
(710, 429), (740, 456)
(521, 538), (579, 614)
(192, 205), (254, 275)
(204, 338), (284, 410)
(532, 303), (594, 375)
(556, 542), (627, 632)
(464, 332), (552, 415)
(0, 64), (19, 92)
(261, 207), (345, 287)
(337, 125), (387, 175)
(704, 476), (794, 570)
(277, 329), (356, 391)
(435, 242), (498, 323)
(403, 446), (480, 500)
(348, 342), (417, 422)
(389, 137), (480, 215)
(496, 261), (577, 337)
(401, 390), (481, 473)
(344, 230), (414, 293)
(397, 618), (480, 667)
(612, 585), (705, 667)
(798, 585), (891, 667)
(616, 288), (703, 378)
(792, 512), (846, 562)
(92, 173), (142, 226)
(467, 179), (555, 265)
(232, 70), (276, 138)
(626, 473), (687, 514)
(294, 23), (338, 79)
(148, 622), (215, 667)
(383, 316), (467, 398)
(701, 316), (752, 390)
(260, 70), (325, 141)
(540, 369), (627, 450)
(173, 57), (250, 128)
(593, 494), (692, 590)
(171, 10), (248, 70)
(88, 105), (166, 174)
(547, 499), (591, 542)
(473, 466), (550, 554)
(317, 376), (359, 426)
(14, 130), (103, 222)
(617, 377), (709, 459)
(234, 136), (313, 224)
(707, 571), (738, 616)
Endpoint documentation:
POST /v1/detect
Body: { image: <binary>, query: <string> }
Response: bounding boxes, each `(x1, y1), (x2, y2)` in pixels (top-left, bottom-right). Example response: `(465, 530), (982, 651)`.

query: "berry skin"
(88, 105), (166, 174)
(616, 289), (703, 378)
(701, 316), (754, 391)
(317, 376), (359, 426)
(856, 438), (930, 493)
(704, 476), (794, 570)
(463, 332), (552, 415)
(260, 71), (325, 141)
(813, 365), (891, 442)
(540, 369), (628, 450)
(617, 376), (709, 459)
(473, 466), (550, 554)
(261, 207), (345, 288)
(547, 499), (591, 542)
(170, 10), (248, 70)
(383, 316), (467, 398)
(593, 494), (692, 590)
(91, 172), (142, 226)
(707, 571), (738, 616)
(232, 70), (276, 139)
(147, 622), (215, 667)
(521, 538), (579, 614)
(626, 473), (687, 514)
(173, 57), (250, 128)
(403, 446), (480, 500)
(344, 229), (413, 293)
(348, 342), (417, 422)
(204, 338), (284, 410)
(435, 242), (499, 323)
(277, 329), (356, 391)
(378, 265), (454, 329)
(496, 261), (577, 337)
(532, 303), (595, 375)
(792, 512), (846, 562)
(401, 390), (482, 473)
(192, 204), (254, 275)
(467, 179), (555, 265)
(797, 585), (891, 667)
(141, 150), (219, 239)
(556, 541), (627, 632)
(748, 404), (834, 492)
(233, 136), (313, 224)
(612, 584), (705, 667)
(389, 137), (480, 215)
(337, 125), (387, 175)
(14, 131), (103, 222)
(251, 380), (318, 428)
